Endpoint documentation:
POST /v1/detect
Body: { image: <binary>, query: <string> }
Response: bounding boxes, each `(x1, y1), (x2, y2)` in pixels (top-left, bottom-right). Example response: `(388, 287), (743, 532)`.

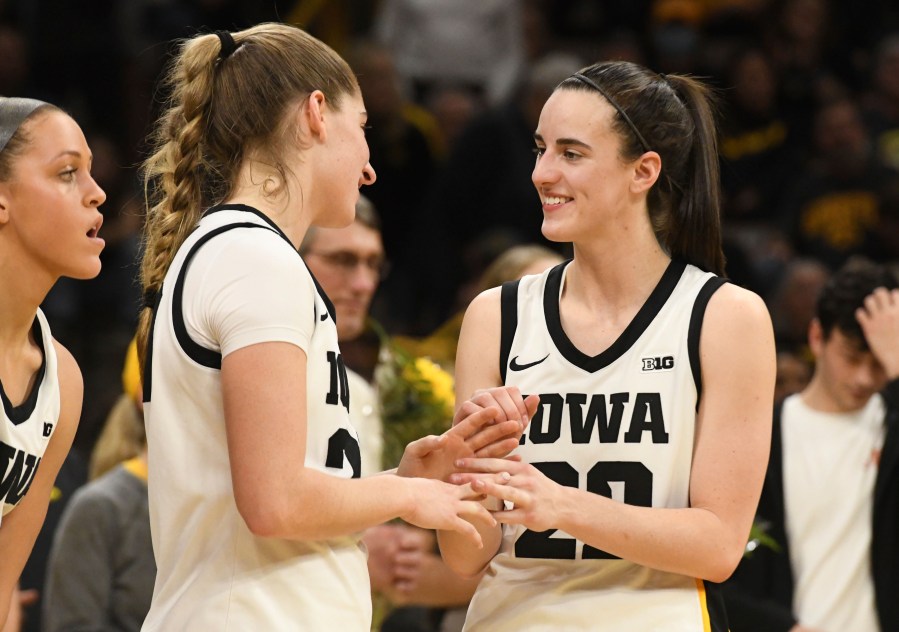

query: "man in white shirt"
(724, 257), (899, 632)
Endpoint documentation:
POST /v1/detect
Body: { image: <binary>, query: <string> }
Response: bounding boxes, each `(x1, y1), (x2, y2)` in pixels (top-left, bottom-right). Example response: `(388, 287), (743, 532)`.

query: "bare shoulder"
(458, 287), (503, 354)
(456, 287), (504, 394)
(51, 339), (83, 441)
(699, 282), (776, 390)
(704, 282), (773, 337)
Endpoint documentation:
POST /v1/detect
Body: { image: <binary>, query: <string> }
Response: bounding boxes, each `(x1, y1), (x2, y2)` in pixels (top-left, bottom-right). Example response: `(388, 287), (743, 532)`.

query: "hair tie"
(216, 31), (238, 60)
(0, 97), (48, 154)
(142, 290), (160, 311)
(569, 73), (651, 153)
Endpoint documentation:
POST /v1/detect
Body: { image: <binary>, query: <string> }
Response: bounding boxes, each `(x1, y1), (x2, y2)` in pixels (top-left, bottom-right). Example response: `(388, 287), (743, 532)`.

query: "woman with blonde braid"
(137, 24), (532, 630)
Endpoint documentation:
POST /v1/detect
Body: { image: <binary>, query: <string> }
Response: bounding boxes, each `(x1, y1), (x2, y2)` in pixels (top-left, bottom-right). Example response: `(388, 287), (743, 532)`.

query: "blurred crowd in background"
(2, 1), (899, 627)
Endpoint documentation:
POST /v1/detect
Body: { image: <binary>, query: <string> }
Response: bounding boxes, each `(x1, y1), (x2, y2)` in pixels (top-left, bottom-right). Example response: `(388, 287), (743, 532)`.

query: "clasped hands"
(397, 387), (560, 536)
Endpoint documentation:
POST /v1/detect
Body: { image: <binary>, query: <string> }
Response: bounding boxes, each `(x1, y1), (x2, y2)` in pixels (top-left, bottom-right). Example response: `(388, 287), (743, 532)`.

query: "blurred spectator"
(0, 24), (29, 96)
(42, 340), (153, 632)
(719, 46), (797, 223)
(345, 39), (442, 335)
(862, 33), (899, 171)
(374, 0), (526, 107)
(723, 257), (899, 632)
(774, 349), (813, 404)
(767, 258), (831, 354)
(780, 96), (899, 269)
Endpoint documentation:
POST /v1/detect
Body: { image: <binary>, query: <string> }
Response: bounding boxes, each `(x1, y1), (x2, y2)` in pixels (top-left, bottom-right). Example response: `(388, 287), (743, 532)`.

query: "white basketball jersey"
(464, 260), (728, 631)
(142, 205), (369, 631)
(0, 309), (60, 523)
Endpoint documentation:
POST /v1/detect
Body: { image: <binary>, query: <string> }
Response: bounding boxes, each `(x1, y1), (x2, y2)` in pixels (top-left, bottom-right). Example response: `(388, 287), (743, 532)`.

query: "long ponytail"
(136, 23), (359, 366)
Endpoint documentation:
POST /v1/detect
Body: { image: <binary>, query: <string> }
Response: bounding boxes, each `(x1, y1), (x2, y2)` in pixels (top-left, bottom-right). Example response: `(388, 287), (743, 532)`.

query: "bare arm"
(222, 341), (494, 544)
(437, 289), (507, 576)
(461, 284), (776, 582)
(0, 342), (81, 627)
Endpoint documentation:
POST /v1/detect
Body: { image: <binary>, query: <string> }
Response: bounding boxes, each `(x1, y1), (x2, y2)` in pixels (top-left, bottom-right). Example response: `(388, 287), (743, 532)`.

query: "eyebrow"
(52, 150), (84, 160)
(533, 133), (592, 150)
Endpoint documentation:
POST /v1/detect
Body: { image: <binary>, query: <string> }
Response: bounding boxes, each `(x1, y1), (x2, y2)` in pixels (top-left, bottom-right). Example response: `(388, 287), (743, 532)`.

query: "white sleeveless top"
(464, 260), (729, 632)
(142, 205), (369, 631)
(1, 308), (60, 523)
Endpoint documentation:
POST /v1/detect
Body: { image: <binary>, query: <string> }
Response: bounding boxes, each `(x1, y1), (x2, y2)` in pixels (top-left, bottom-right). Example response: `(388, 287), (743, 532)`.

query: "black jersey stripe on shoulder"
(302, 259), (337, 324)
(544, 259), (687, 373)
(499, 280), (520, 384)
(142, 290), (163, 403)
(204, 204), (291, 241)
(687, 276), (727, 406)
(0, 317), (47, 424)
(172, 222), (284, 370)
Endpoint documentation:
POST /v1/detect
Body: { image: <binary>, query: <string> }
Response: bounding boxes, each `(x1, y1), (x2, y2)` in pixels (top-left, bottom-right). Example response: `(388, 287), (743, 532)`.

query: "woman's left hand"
(397, 402), (525, 480)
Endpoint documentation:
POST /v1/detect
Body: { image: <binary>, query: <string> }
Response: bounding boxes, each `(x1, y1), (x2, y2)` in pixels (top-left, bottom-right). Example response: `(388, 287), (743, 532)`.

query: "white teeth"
(544, 196), (569, 205)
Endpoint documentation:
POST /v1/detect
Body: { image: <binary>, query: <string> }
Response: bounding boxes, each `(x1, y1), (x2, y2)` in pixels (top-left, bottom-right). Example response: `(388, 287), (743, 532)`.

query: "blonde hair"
(137, 23), (359, 363)
(89, 394), (145, 480)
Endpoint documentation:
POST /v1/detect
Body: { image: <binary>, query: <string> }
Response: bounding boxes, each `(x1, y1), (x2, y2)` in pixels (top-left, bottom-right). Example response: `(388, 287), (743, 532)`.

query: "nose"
(360, 162), (377, 187)
(531, 154), (557, 189)
(349, 265), (379, 294)
(855, 356), (884, 392)
(85, 175), (107, 208)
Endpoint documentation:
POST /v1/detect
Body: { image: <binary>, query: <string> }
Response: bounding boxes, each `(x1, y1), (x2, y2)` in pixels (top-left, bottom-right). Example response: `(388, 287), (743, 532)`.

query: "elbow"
(236, 494), (292, 539)
(698, 544), (744, 584)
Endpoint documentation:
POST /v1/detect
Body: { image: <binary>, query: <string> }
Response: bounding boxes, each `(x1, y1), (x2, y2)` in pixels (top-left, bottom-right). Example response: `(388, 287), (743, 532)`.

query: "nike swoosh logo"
(320, 312), (329, 321)
(509, 354), (549, 371)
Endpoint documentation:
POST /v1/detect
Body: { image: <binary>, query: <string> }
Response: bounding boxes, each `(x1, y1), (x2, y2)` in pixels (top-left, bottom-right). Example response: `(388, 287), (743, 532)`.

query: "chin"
(65, 259), (103, 280)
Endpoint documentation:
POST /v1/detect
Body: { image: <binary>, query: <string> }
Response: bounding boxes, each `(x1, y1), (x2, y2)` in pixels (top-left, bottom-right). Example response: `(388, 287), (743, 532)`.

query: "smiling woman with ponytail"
(439, 60), (777, 631)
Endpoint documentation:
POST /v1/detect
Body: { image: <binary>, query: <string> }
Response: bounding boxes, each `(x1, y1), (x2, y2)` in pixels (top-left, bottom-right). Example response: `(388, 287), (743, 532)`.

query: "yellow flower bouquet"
(372, 321), (455, 470)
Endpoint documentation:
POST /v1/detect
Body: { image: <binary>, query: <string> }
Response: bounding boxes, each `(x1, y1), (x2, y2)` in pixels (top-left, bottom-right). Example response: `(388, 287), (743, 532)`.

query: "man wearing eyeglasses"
(300, 195), (388, 478)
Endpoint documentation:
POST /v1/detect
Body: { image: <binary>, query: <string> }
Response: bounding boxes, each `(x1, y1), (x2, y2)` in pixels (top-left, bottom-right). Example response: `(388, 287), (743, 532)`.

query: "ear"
(630, 151), (662, 195)
(0, 186), (10, 226)
(303, 90), (328, 142)
(808, 318), (824, 358)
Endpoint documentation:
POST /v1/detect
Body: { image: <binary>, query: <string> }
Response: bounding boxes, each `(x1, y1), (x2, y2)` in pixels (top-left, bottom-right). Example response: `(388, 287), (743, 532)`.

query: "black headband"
(216, 31), (238, 60)
(0, 97), (48, 154)
(570, 73), (651, 153)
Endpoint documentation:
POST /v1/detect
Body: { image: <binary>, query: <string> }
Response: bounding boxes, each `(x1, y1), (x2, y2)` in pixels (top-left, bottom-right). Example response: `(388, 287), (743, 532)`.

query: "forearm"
(557, 487), (745, 582)
(239, 468), (415, 540)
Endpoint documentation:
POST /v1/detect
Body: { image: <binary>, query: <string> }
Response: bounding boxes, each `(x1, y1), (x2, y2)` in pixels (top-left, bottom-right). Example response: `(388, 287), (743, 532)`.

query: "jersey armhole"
(499, 280), (520, 384)
(687, 276), (727, 408)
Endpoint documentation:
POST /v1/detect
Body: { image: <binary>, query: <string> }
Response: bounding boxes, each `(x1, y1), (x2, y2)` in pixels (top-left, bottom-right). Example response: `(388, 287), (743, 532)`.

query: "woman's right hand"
(399, 477), (500, 549)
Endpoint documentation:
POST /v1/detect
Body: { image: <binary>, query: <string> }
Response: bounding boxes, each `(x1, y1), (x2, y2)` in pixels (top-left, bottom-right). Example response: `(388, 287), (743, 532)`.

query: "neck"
(229, 160), (313, 248)
(0, 248), (54, 350)
(800, 374), (869, 414)
(566, 220), (670, 312)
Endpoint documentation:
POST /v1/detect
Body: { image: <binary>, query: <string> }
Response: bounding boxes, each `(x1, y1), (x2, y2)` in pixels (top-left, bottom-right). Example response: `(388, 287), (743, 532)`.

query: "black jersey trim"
(687, 276), (727, 406)
(142, 289), (163, 403)
(204, 204), (290, 242)
(702, 580), (731, 632)
(544, 259), (687, 373)
(206, 204), (337, 323)
(0, 317), (47, 425)
(499, 280), (520, 384)
(172, 222), (284, 370)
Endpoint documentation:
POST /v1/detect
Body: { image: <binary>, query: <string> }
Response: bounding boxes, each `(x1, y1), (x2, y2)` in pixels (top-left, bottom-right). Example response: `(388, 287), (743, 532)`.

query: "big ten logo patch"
(641, 356), (674, 372)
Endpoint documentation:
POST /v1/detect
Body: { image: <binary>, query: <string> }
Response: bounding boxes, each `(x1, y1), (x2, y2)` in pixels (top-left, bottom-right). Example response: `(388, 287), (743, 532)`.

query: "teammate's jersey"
(0, 308), (59, 523)
(141, 205), (369, 631)
(464, 260), (728, 632)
